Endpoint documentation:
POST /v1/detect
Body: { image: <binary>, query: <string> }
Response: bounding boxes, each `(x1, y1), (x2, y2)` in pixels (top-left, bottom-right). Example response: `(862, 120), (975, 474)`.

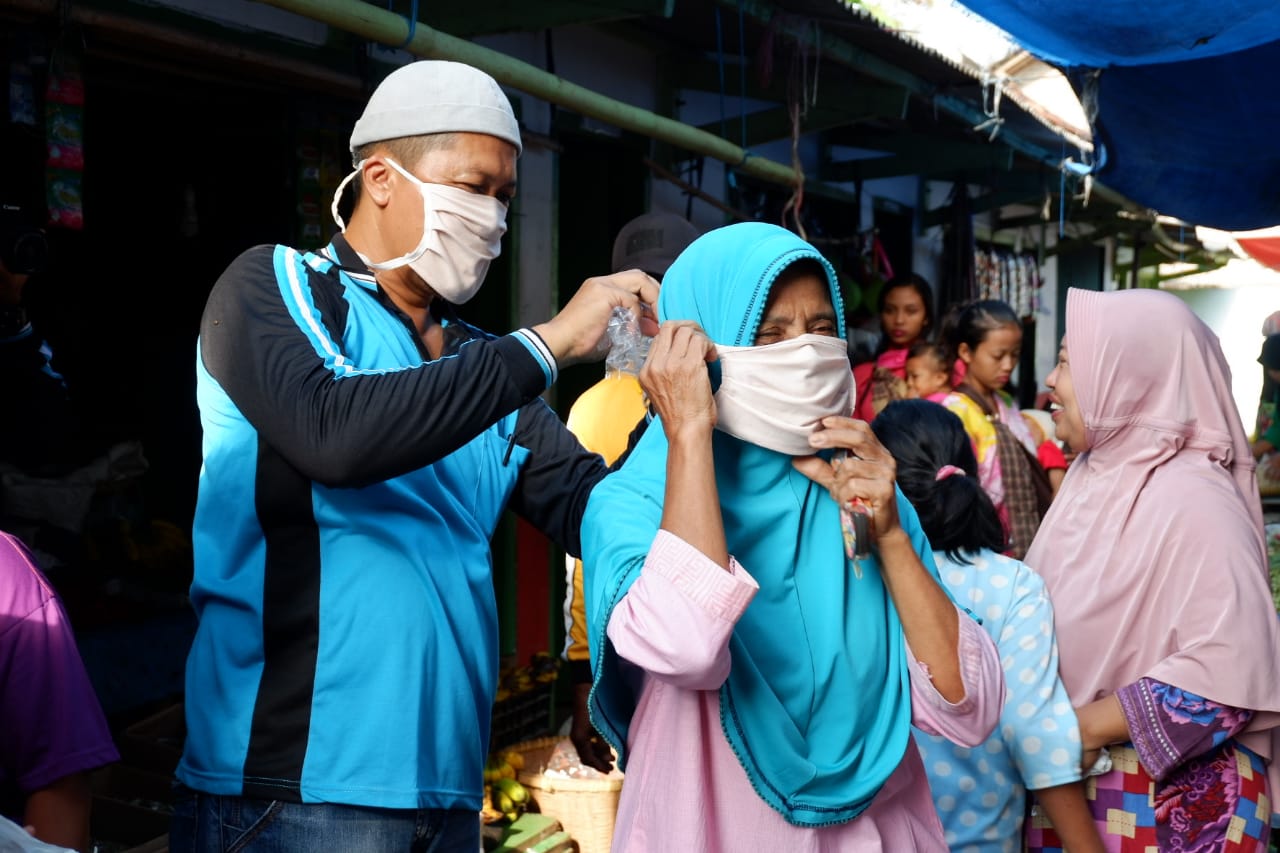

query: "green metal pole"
(254, 0), (803, 189)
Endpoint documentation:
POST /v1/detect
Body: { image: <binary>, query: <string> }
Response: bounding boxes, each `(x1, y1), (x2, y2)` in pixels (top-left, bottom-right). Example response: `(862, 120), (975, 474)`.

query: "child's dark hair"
(871, 399), (1006, 562)
(907, 340), (949, 368)
(941, 299), (1020, 366)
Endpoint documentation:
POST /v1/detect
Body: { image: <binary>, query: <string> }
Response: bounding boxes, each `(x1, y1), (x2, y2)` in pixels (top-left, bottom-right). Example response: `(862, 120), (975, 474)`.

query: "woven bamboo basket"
(511, 736), (624, 853)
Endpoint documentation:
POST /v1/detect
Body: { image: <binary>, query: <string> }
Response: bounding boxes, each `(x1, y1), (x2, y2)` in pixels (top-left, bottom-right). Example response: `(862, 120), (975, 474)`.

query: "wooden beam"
(671, 56), (908, 119)
(921, 187), (1044, 228)
(1042, 220), (1127, 257)
(695, 105), (878, 148)
(825, 145), (1014, 182)
(831, 130), (997, 158)
(994, 212), (1053, 231)
(420, 0), (675, 37)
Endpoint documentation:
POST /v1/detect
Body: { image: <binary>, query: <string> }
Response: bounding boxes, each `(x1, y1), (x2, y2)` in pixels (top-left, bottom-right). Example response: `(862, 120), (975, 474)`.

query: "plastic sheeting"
(954, 0), (1280, 68)
(957, 0), (1280, 230)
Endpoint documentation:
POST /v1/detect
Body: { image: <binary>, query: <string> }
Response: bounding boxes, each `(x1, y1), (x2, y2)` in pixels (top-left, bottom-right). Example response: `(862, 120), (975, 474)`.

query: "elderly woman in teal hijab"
(583, 222), (1004, 851)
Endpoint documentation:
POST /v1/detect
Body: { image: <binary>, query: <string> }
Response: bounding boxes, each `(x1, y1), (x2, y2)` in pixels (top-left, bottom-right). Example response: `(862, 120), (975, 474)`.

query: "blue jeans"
(169, 785), (481, 853)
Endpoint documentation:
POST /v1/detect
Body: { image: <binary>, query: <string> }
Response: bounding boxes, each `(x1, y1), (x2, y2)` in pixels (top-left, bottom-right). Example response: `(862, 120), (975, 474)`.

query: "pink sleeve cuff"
(645, 529), (758, 621)
(909, 610), (1003, 745)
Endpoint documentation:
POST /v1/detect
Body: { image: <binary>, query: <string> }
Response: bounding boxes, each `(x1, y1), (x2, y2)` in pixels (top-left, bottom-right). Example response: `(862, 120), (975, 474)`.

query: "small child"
(904, 341), (952, 402)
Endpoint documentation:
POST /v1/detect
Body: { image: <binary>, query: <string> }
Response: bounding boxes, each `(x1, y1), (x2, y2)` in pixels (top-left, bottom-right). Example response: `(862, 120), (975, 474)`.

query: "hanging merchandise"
(296, 140), (324, 244)
(296, 104), (347, 245)
(941, 182), (976, 308)
(837, 227), (894, 314)
(7, 31), (39, 128)
(974, 242), (1043, 318)
(45, 39), (85, 230)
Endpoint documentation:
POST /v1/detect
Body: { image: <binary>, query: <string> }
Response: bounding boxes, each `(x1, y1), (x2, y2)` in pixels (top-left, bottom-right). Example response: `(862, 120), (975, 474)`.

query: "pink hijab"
(1025, 288), (1280, 788)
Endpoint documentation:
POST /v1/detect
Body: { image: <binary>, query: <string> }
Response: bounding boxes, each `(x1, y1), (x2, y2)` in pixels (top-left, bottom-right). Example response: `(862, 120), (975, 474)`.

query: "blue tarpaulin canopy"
(956, 0), (1280, 230)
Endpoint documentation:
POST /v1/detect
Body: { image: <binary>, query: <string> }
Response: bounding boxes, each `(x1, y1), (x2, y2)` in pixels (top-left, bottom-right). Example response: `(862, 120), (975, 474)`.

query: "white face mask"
(330, 158), (507, 304)
(713, 334), (854, 455)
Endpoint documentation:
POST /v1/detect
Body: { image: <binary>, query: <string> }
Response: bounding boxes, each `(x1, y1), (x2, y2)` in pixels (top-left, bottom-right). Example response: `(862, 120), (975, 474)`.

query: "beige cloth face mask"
(331, 157), (507, 304)
(713, 333), (854, 455)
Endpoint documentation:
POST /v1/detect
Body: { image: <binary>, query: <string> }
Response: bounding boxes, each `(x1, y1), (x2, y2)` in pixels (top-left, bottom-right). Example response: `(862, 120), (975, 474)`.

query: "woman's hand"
(792, 415), (901, 541)
(645, 321), (728, 568)
(1075, 694), (1129, 771)
(639, 320), (718, 438)
(797, 415), (969, 701)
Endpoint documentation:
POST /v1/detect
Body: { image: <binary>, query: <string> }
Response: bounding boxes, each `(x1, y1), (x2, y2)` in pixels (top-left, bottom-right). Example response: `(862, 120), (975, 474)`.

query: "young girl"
(904, 341), (952, 402)
(872, 399), (1103, 853)
(942, 300), (1064, 559)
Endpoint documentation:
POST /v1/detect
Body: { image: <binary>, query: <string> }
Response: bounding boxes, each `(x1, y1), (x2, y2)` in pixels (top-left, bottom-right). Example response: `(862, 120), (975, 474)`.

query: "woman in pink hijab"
(1025, 287), (1280, 852)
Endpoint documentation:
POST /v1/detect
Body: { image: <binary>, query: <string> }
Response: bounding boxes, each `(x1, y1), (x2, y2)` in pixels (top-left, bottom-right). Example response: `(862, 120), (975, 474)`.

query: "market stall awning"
(953, 0), (1280, 231)
(1231, 227), (1280, 272)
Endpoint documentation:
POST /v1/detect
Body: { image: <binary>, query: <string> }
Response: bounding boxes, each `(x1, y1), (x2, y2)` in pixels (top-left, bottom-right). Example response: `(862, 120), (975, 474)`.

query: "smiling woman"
(1044, 338), (1084, 454)
(1025, 287), (1280, 852)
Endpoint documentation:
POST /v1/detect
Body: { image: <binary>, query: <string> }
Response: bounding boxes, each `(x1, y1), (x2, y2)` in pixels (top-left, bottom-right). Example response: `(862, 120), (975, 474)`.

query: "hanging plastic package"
(564, 307), (652, 466)
(45, 44), (86, 230)
(604, 306), (648, 376)
(7, 31), (38, 127)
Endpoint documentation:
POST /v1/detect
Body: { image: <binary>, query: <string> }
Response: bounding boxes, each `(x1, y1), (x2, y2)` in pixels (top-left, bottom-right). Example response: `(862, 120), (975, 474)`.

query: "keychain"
(836, 450), (872, 576)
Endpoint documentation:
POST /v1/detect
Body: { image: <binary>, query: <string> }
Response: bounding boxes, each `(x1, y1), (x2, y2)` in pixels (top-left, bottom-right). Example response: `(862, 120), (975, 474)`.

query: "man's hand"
(569, 682), (615, 773)
(532, 270), (660, 368)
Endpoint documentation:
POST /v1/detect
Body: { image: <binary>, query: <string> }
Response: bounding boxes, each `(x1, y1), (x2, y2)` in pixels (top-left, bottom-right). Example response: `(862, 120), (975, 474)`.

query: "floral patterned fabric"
(1027, 679), (1271, 852)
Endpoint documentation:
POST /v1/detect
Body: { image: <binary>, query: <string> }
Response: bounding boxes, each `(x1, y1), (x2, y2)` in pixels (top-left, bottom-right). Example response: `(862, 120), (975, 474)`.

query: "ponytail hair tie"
(935, 464), (965, 481)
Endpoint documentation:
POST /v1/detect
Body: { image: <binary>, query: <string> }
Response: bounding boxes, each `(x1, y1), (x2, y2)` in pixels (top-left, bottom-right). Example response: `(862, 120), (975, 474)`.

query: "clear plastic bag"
(605, 306), (649, 376)
(542, 736), (624, 780)
(0, 814), (76, 852)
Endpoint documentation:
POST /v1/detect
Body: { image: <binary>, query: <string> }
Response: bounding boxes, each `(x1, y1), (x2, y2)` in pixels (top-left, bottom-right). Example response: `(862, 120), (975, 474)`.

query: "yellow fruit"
(502, 750), (524, 771)
(493, 789), (515, 814)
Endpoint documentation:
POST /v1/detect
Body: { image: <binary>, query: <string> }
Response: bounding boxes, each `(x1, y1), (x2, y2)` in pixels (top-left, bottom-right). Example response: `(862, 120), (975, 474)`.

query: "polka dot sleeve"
(999, 566), (1084, 790)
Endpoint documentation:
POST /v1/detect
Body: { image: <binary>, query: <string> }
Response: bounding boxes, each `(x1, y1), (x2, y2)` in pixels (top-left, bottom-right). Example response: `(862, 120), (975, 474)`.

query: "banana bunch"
(494, 652), (563, 702)
(482, 749), (531, 823)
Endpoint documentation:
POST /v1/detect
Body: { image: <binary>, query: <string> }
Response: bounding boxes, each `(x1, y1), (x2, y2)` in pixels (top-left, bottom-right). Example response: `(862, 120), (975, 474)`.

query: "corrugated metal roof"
(837, 0), (1092, 150)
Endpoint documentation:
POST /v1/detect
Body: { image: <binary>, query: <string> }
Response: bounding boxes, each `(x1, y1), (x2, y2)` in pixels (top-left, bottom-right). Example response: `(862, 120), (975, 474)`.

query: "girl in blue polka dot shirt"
(873, 400), (1103, 853)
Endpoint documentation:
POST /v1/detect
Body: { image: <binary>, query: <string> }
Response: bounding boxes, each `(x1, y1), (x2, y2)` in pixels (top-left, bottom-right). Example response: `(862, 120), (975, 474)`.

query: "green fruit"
(494, 789), (515, 814)
(494, 776), (529, 804)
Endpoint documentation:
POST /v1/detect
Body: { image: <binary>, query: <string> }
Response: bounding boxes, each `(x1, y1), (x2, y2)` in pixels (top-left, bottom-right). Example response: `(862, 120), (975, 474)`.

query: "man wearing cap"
(171, 60), (659, 850)
(557, 211), (699, 774)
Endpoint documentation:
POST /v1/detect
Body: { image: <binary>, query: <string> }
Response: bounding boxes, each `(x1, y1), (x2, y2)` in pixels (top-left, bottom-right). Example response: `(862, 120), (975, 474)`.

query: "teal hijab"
(584, 222), (938, 827)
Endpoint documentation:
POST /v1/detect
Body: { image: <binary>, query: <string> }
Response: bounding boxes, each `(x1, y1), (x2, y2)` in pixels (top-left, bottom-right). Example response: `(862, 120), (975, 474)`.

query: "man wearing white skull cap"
(171, 60), (659, 850)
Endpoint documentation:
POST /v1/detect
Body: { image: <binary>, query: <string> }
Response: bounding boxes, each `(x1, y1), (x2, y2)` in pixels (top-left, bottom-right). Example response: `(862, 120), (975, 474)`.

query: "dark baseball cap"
(611, 212), (700, 276)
